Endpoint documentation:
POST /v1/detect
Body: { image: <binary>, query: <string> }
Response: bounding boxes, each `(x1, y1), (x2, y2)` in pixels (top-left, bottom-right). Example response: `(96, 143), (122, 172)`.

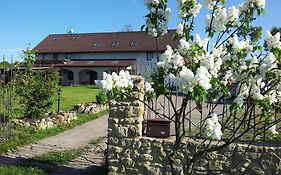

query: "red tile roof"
(33, 30), (178, 54)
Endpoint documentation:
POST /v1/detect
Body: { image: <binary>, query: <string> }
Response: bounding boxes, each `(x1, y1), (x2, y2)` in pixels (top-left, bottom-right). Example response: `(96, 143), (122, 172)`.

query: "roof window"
(53, 36), (60, 41)
(111, 42), (118, 47)
(130, 40), (138, 46)
(72, 36), (79, 40)
(93, 42), (101, 47)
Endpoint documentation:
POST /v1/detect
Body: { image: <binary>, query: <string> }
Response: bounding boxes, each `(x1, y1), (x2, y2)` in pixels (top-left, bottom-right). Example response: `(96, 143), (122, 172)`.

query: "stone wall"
(12, 112), (77, 129)
(107, 76), (281, 175)
(12, 103), (107, 130)
(74, 103), (108, 114)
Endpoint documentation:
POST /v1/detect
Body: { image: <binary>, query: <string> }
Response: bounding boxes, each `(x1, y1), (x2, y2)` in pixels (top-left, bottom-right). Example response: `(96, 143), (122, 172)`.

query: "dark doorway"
(90, 71), (97, 84)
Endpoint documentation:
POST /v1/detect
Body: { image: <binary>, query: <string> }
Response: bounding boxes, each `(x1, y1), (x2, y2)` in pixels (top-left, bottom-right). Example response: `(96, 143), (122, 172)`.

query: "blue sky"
(0, 0), (281, 61)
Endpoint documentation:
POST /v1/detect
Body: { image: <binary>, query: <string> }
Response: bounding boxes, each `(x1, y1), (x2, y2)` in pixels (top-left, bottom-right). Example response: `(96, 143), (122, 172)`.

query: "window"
(66, 53), (71, 60)
(147, 52), (154, 61)
(53, 36), (60, 41)
(111, 42), (118, 47)
(130, 40), (138, 46)
(72, 36), (79, 40)
(67, 71), (74, 80)
(93, 42), (101, 47)
(53, 54), (58, 60)
(42, 54), (48, 59)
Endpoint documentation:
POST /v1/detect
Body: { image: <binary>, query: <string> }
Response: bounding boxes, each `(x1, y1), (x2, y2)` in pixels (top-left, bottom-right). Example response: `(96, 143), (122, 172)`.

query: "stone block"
(127, 125), (141, 138)
(46, 121), (54, 128)
(109, 125), (128, 137)
(121, 157), (134, 167)
(139, 154), (153, 161)
(77, 104), (85, 113)
(108, 118), (118, 127)
(126, 168), (139, 174)
(108, 137), (119, 145)
(108, 166), (118, 173)
(108, 145), (123, 154)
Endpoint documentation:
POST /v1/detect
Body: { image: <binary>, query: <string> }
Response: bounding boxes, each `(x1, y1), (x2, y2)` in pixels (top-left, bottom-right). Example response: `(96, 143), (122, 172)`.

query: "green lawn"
(51, 86), (100, 112)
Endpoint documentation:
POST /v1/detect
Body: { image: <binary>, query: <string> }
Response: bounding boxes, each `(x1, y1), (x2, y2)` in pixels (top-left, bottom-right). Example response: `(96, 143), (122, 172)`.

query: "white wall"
(38, 51), (160, 75)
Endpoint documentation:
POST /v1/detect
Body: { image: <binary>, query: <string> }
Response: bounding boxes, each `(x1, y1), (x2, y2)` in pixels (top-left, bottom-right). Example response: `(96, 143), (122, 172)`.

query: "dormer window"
(111, 42), (118, 47)
(93, 42), (101, 47)
(130, 40), (138, 46)
(72, 36), (79, 40)
(53, 36), (60, 41)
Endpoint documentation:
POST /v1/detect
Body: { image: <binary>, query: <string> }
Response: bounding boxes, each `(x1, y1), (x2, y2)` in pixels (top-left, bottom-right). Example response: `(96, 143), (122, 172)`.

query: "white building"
(33, 30), (177, 85)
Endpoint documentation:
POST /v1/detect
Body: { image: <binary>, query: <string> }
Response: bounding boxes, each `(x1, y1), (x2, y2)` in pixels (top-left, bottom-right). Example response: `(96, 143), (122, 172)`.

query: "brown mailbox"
(145, 119), (171, 138)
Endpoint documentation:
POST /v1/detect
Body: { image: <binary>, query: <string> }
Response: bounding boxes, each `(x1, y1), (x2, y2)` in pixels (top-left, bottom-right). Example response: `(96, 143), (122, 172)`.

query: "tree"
(14, 48), (59, 118)
(99, 0), (281, 174)
(271, 27), (281, 35)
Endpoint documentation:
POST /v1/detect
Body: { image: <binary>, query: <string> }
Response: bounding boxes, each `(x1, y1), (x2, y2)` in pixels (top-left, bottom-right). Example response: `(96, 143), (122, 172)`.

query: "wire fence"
(0, 62), (14, 143)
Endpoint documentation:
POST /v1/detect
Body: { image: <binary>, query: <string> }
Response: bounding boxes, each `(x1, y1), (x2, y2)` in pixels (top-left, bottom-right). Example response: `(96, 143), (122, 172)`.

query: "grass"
(32, 137), (105, 165)
(0, 165), (46, 175)
(0, 110), (108, 155)
(11, 86), (100, 118)
(33, 149), (84, 165)
(51, 86), (101, 112)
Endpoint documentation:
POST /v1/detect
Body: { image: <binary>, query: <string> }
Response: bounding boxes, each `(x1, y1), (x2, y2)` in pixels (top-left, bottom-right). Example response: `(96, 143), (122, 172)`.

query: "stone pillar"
(107, 76), (145, 174)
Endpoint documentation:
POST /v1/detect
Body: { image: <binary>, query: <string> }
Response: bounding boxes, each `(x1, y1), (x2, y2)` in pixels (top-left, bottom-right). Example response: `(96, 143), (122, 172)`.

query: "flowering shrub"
(98, 70), (133, 100)
(98, 0), (280, 173)
(141, 0), (281, 141)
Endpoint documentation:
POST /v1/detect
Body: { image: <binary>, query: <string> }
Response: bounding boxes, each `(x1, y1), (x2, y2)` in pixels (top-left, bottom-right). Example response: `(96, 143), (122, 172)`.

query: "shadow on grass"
(0, 155), (107, 175)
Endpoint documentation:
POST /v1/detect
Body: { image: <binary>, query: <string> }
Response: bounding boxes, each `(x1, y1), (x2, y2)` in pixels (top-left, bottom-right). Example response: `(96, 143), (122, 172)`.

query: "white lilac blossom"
(264, 52), (278, 69)
(251, 84), (264, 100)
(145, 82), (154, 93)
(144, 0), (160, 7)
(157, 45), (184, 70)
(174, 66), (195, 93)
(205, 113), (223, 140)
(177, 22), (184, 36)
(178, 38), (190, 54)
(195, 66), (212, 90)
(269, 125), (279, 135)
(194, 34), (209, 51)
(203, 0), (216, 10)
(229, 35), (253, 53)
(206, 6), (227, 32)
(228, 6), (240, 22)
(265, 90), (278, 105)
(265, 31), (281, 50)
(99, 70), (133, 92)
(100, 72), (113, 92)
(200, 46), (224, 77)
(187, 3), (202, 17)
(178, 0), (201, 17)
(239, 0), (265, 12)
(145, 1), (170, 37)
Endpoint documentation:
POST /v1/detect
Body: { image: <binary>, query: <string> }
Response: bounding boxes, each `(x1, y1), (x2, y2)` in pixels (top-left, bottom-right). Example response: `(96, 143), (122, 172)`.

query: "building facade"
(33, 30), (177, 85)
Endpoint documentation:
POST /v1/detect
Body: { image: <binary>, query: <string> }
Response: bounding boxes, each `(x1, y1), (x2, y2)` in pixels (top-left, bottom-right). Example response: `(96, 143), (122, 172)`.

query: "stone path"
(0, 114), (108, 175)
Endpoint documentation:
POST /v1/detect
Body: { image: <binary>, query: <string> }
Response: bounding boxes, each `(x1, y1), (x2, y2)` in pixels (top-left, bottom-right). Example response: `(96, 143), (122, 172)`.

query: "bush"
(95, 92), (108, 104)
(14, 48), (59, 118)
